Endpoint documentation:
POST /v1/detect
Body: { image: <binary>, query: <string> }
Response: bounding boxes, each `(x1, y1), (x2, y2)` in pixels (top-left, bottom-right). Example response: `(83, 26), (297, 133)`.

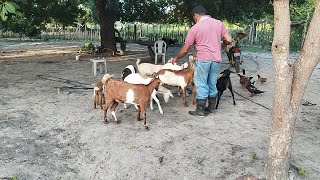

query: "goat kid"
(93, 81), (104, 109)
(136, 58), (188, 77)
(93, 74), (113, 109)
(215, 69), (236, 109)
(104, 75), (161, 130)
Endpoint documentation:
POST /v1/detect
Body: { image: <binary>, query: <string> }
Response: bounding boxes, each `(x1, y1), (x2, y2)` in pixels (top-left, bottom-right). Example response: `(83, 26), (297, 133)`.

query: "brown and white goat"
(93, 81), (104, 109)
(93, 74), (114, 109)
(153, 59), (195, 107)
(103, 76), (161, 130)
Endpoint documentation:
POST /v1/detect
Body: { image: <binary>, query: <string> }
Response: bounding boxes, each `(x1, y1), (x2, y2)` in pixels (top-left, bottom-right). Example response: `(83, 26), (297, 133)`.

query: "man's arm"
(171, 43), (191, 63)
(221, 33), (233, 49)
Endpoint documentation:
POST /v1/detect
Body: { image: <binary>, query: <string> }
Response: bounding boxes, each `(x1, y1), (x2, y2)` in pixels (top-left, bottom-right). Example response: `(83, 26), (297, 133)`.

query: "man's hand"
(171, 57), (178, 63)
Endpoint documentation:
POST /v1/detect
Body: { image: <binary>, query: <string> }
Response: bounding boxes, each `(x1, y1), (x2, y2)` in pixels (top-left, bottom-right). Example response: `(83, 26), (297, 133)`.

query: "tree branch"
(291, 0), (320, 111)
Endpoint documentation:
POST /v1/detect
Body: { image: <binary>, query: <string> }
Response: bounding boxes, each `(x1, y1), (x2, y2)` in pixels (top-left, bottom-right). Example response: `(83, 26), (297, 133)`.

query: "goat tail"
(93, 87), (99, 96)
(136, 58), (141, 67)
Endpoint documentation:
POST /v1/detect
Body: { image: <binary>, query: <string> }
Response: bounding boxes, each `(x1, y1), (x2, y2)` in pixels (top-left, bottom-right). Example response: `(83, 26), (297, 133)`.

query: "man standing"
(171, 5), (232, 117)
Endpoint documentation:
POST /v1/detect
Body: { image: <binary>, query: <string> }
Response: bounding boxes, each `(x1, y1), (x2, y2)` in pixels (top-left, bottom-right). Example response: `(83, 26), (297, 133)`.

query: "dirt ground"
(0, 39), (319, 180)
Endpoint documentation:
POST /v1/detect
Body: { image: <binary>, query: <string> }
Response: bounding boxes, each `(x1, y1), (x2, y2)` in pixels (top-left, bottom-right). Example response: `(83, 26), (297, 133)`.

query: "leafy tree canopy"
(0, 0), (85, 37)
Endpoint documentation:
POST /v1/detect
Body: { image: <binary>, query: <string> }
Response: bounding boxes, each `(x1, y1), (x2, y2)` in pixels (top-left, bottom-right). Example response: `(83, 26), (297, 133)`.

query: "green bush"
(80, 42), (95, 53)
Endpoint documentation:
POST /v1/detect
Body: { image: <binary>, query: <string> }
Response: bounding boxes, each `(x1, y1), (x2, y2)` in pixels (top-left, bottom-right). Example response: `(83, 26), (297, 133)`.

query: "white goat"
(136, 58), (188, 76)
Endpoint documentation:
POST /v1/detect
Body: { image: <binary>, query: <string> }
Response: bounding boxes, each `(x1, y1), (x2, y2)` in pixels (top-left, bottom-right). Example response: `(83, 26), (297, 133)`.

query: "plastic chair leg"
(162, 55), (165, 64)
(155, 54), (158, 64)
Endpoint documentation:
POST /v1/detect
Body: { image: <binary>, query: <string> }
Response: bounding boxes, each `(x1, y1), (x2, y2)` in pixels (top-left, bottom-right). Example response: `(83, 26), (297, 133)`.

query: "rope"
(233, 89), (271, 111)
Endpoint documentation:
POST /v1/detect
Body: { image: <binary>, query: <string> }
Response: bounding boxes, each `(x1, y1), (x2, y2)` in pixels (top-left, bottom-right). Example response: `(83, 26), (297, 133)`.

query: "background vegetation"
(0, 0), (316, 50)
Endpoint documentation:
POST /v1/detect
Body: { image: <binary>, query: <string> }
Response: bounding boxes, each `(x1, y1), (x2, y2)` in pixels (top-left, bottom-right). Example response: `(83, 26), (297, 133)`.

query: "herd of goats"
(92, 54), (267, 130)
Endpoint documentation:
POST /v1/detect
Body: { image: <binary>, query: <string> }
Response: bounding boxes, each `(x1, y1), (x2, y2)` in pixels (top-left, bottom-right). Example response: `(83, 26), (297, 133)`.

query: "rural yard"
(0, 39), (319, 180)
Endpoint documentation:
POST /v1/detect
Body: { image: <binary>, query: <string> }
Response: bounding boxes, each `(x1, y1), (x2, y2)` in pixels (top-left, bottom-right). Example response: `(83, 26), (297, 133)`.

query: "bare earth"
(0, 40), (319, 180)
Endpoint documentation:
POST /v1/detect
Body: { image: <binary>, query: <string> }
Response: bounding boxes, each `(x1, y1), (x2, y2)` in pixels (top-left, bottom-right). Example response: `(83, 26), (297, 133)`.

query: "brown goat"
(93, 81), (104, 109)
(153, 59), (195, 107)
(103, 77), (161, 130)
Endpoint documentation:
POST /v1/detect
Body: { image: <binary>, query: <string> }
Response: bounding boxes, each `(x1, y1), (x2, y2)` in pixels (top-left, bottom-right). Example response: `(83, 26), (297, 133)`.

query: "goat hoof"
(184, 103), (188, 107)
(103, 121), (108, 124)
(145, 126), (149, 130)
(137, 118), (141, 121)
(115, 120), (121, 124)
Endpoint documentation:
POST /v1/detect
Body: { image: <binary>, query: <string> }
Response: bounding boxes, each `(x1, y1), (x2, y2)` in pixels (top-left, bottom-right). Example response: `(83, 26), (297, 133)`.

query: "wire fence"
(1, 20), (279, 49)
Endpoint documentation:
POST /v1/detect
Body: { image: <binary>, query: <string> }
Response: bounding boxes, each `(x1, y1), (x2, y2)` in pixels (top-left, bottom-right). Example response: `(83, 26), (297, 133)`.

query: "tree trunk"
(267, 0), (320, 179)
(94, 0), (116, 52)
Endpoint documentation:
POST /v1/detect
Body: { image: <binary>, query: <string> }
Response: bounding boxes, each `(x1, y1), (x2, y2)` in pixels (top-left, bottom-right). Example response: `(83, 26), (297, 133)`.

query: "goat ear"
(230, 71), (236, 73)
(220, 71), (224, 74)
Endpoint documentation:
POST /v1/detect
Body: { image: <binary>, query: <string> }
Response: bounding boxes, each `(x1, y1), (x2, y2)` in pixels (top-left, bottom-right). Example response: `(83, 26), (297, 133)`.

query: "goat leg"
(94, 92), (98, 109)
(141, 105), (148, 130)
(215, 92), (223, 109)
(151, 90), (163, 114)
(150, 97), (154, 110)
(137, 105), (141, 121)
(98, 91), (104, 109)
(182, 86), (188, 107)
(228, 86), (236, 105)
(103, 100), (113, 124)
(191, 84), (196, 105)
(110, 102), (120, 123)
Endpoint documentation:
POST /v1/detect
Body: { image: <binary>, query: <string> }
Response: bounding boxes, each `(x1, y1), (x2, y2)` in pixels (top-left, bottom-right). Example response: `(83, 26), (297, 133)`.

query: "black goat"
(215, 69), (236, 109)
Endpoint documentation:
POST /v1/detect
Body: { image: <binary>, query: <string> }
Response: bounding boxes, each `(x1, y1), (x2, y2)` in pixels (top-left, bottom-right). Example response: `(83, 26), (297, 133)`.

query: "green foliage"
(0, 0), (85, 38)
(0, 1), (21, 21)
(0, 15), (41, 38)
(50, 0), (85, 27)
(166, 0), (273, 24)
(120, 0), (169, 23)
(80, 42), (96, 53)
(298, 167), (306, 175)
(11, 175), (17, 180)
(252, 153), (258, 160)
(289, 0), (315, 50)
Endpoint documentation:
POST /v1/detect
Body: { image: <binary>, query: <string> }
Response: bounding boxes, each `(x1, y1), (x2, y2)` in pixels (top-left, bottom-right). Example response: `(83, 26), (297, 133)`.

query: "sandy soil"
(0, 39), (319, 180)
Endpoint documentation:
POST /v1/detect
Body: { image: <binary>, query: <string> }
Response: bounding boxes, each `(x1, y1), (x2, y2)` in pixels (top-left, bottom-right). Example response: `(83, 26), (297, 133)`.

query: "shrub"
(80, 42), (95, 53)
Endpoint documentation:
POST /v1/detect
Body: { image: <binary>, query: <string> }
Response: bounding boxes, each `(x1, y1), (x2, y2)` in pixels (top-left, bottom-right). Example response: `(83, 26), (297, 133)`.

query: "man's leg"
(189, 60), (210, 117)
(207, 61), (221, 113)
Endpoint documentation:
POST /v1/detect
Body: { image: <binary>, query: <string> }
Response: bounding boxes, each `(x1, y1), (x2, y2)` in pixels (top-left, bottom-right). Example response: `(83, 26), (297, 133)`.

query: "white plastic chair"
(154, 40), (167, 64)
